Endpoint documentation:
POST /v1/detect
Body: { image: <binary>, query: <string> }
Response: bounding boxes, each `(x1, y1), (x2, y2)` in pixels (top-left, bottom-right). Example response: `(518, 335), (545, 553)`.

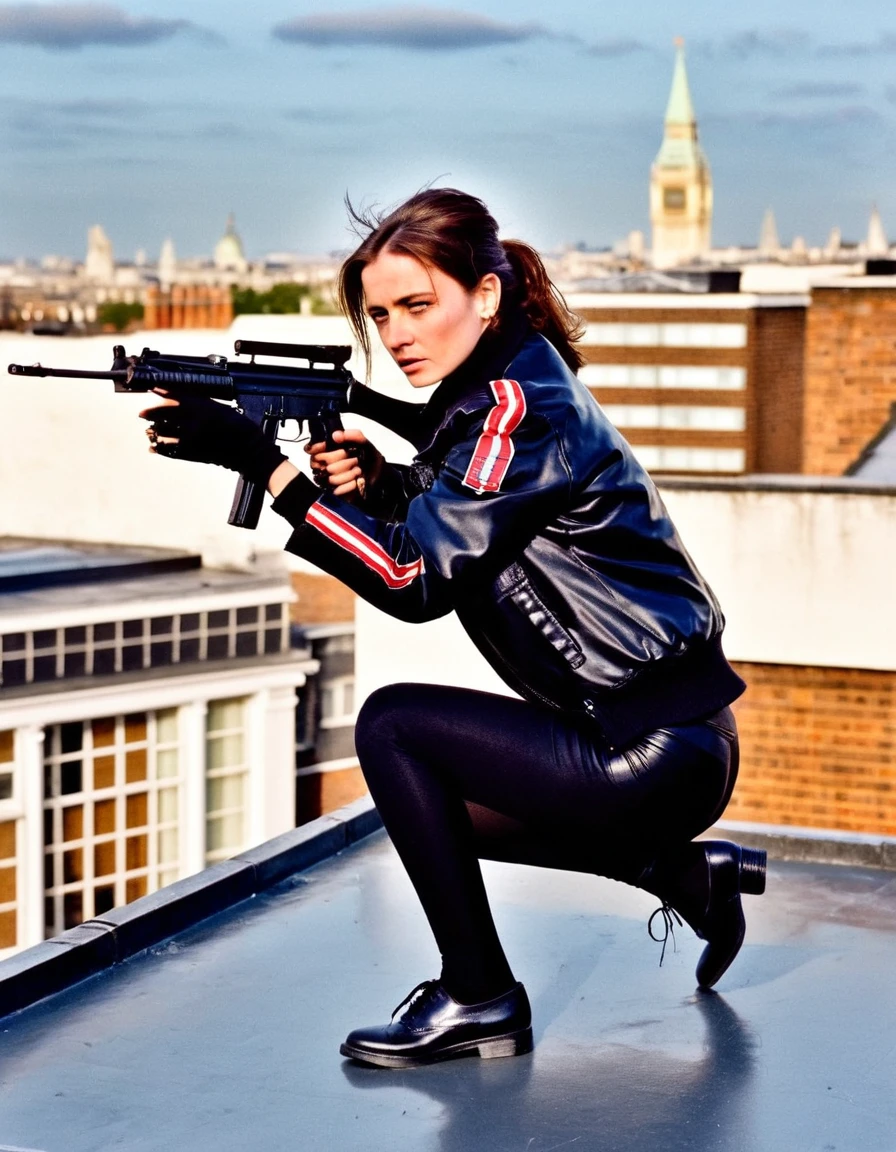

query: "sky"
(1, 0), (895, 261)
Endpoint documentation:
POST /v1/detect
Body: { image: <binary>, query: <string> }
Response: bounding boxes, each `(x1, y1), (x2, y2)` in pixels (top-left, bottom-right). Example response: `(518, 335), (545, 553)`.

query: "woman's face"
(361, 250), (500, 388)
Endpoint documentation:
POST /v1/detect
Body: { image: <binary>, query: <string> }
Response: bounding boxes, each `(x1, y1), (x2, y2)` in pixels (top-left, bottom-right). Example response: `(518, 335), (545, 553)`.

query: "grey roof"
(847, 403), (896, 482)
(0, 536), (289, 621)
(0, 811), (894, 1152)
(0, 537), (199, 593)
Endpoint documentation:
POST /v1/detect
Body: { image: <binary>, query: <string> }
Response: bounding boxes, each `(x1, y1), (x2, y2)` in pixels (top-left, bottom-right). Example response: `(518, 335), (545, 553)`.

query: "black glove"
(142, 395), (287, 486)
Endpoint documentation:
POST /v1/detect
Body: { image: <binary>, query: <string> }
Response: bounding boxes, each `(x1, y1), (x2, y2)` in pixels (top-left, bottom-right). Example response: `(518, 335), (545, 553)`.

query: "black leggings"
(354, 682), (739, 1003)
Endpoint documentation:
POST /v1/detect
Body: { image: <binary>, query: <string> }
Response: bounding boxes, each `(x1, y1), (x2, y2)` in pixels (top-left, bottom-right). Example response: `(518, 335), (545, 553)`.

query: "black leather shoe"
(695, 841), (766, 988)
(340, 980), (533, 1069)
(646, 840), (767, 989)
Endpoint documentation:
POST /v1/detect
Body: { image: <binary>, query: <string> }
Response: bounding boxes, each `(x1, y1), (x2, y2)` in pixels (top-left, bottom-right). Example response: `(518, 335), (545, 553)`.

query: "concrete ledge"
(0, 795), (383, 1021)
(92, 859), (257, 960)
(713, 819), (896, 870)
(235, 816), (346, 890)
(0, 923), (116, 1019)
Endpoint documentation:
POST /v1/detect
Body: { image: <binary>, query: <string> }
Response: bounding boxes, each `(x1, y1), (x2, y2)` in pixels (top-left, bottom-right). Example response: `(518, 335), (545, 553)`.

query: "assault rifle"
(9, 339), (361, 530)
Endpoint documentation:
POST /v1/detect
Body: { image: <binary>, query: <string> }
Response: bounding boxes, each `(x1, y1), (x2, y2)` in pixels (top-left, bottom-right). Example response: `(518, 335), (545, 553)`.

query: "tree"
(97, 301), (144, 332)
(231, 283), (335, 316)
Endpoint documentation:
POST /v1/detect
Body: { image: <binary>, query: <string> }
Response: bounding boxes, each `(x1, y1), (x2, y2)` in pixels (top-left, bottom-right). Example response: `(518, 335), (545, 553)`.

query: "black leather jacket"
(274, 328), (744, 747)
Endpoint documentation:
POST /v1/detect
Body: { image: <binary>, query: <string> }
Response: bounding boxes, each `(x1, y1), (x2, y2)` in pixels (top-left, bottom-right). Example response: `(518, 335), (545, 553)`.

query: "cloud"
(773, 82), (865, 99)
(584, 37), (646, 57)
(4, 96), (144, 147)
(700, 104), (884, 135)
(50, 98), (148, 117)
(272, 6), (547, 51)
(699, 28), (811, 59)
(0, 4), (216, 50)
(817, 33), (896, 57)
(756, 105), (882, 128)
(283, 107), (354, 124)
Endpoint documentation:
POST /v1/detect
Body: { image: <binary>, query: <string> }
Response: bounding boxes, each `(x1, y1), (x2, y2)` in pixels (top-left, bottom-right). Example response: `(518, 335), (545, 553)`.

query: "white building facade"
(0, 543), (313, 957)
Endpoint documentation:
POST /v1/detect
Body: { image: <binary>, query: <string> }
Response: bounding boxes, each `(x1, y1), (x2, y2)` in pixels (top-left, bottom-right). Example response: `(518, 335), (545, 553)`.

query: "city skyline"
(1, 0), (895, 260)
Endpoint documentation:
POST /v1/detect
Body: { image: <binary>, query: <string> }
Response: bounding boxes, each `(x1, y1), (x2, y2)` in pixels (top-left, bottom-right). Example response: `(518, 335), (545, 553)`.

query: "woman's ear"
(476, 273), (502, 322)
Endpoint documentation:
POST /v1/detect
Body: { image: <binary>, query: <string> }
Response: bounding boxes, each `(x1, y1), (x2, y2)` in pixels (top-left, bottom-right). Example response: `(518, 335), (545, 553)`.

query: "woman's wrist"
(267, 459), (300, 497)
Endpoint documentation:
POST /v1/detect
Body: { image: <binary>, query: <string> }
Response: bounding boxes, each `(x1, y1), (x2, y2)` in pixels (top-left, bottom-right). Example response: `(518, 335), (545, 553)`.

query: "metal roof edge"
(0, 795), (382, 1021)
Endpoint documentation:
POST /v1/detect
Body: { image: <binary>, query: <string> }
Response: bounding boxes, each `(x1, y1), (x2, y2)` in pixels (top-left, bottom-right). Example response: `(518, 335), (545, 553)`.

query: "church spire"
(759, 208), (780, 257)
(866, 205), (888, 256)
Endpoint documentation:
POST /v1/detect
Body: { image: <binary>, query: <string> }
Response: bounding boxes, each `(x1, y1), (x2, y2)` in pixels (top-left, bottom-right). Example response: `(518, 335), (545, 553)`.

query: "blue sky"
(1, 0), (894, 260)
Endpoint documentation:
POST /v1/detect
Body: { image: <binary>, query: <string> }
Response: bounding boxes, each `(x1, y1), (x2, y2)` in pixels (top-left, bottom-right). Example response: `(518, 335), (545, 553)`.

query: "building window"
(0, 603), (288, 689)
(0, 732), (18, 952)
(42, 709), (182, 937)
(320, 676), (356, 729)
(579, 365), (746, 391)
(661, 323), (747, 349)
(205, 698), (249, 864)
(0, 729), (12, 803)
(631, 445), (746, 473)
(601, 404), (746, 432)
(581, 323), (747, 350)
(0, 819), (16, 951)
(296, 681), (319, 758)
(663, 187), (686, 210)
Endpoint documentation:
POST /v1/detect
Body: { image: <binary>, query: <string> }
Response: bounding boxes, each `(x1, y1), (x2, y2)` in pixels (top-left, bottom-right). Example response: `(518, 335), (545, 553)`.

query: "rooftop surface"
(0, 537), (289, 624)
(1, 829), (895, 1152)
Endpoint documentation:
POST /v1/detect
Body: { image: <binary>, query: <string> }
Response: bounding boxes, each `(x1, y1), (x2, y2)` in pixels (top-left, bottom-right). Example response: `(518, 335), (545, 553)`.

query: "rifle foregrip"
(129, 366), (233, 395)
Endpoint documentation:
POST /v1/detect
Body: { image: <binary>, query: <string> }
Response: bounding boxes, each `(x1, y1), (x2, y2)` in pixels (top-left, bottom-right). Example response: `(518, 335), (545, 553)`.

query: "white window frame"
(319, 675), (357, 730)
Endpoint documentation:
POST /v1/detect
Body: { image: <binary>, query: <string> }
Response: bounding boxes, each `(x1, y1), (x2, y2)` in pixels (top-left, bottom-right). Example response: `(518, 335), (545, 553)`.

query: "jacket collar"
(416, 309), (531, 447)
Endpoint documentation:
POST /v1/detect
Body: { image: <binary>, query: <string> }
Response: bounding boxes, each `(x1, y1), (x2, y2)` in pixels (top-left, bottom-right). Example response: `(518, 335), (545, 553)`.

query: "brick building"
(802, 276), (896, 475)
(569, 290), (808, 475)
(143, 284), (233, 330)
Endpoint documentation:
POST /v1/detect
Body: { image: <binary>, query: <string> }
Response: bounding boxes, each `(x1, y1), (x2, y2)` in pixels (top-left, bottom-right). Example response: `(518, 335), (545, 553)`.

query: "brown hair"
(337, 188), (584, 376)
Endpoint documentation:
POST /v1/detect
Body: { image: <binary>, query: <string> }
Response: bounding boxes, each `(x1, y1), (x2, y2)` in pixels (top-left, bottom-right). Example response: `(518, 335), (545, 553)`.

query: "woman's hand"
(305, 428), (383, 500)
(139, 392), (287, 486)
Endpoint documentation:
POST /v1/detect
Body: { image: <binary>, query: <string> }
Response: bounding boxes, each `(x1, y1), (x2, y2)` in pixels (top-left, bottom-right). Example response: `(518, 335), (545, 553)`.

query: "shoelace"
(391, 979), (438, 1021)
(648, 902), (683, 967)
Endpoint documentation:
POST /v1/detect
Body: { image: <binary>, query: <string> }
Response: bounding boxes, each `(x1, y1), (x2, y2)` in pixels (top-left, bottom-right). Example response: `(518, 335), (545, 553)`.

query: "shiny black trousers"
(354, 682), (739, 1004)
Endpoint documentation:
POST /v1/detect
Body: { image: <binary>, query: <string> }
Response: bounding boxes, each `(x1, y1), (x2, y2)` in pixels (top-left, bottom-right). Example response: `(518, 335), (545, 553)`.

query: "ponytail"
(500, 240), (585, 372)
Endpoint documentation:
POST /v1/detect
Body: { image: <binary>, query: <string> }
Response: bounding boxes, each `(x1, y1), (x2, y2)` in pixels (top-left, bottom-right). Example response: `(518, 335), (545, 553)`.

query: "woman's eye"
(408, 300), (430, 313)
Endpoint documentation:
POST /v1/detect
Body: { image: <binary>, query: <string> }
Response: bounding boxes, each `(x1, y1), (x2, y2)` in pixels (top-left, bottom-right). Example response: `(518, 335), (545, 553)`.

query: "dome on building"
(214, 214), (248, 273)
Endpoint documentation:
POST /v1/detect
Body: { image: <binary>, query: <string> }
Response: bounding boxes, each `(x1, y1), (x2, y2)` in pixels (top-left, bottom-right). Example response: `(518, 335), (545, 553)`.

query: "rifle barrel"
(7, 364), (127, 381)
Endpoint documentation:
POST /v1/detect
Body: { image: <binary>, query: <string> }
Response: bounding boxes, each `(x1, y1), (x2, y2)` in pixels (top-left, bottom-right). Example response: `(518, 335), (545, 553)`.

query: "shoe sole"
(339, 1027), (534, 1069)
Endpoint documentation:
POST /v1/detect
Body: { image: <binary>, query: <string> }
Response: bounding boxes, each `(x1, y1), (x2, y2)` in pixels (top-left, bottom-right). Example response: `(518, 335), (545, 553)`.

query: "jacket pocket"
(496, 563), (586, 670)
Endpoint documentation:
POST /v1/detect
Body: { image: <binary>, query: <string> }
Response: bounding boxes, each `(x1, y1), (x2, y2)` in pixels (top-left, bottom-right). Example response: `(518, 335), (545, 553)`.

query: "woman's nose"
(384, 313), (412, 347)
(389, 320), (413, 351)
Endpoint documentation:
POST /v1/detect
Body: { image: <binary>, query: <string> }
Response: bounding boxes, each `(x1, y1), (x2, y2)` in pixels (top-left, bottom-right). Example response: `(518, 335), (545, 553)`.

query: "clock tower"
(650, 39), (713, 268)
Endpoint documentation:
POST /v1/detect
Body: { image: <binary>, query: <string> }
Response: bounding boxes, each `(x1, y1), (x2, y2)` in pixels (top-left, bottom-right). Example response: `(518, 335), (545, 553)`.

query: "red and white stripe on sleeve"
(305, 502), (424, 588)
(462, 378), (526, 493)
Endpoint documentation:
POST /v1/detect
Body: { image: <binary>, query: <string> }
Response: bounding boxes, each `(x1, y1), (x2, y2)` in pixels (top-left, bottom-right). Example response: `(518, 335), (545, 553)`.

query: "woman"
(141, 188), (766, 1069)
